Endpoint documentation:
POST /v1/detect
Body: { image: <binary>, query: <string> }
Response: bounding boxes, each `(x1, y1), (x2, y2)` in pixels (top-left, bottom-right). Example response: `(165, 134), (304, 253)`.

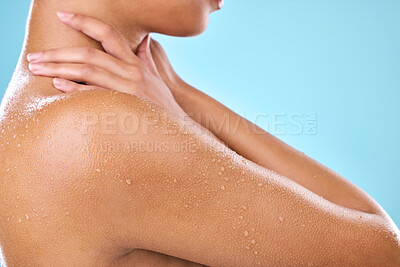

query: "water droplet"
(17, 144), (20, 147)
(238, 215), (244, 220)
(242, 205), (248, 211)
(220, 185), (226, 190)
(95, 168), (101, 173)
(240, 178), (245, 182)
(184, 156), (188, 160)
(25, 214), (29, 221)
(250, 239), (256, 244)
(243, 230), (249, 237)
(254, 251), (258, 255)
(18, 218), (21, 223)
(126, 179), (132, 185)
(16, 195), (20, 200)
(173, 179), (177, 183)
(218, 172), (222, 176)
(278, 217), (283, 223)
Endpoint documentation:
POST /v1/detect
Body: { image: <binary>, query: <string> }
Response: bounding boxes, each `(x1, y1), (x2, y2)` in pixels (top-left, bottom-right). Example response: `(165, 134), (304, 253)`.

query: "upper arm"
(33, 90), (400, 266)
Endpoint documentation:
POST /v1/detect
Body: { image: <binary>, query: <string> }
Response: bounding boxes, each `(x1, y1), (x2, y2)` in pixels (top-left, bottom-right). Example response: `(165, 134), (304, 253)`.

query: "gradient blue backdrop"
(1, 1), (399, 225)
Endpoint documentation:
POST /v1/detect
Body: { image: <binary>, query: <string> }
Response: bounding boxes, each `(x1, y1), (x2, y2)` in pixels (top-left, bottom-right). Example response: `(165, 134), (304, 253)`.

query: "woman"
(0, 0), (399, 266)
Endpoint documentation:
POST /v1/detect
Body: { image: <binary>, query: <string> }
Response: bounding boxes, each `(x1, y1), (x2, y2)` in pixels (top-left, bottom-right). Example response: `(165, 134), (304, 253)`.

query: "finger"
(150, 38), (169, 63)
(149, 38), (171, 74)
(27, 47), (133, 79)
(29, 62), (132, 92)
(53, 78), (106, 93)
(136, 34), (159, 76)
(57, 11), (137, 63)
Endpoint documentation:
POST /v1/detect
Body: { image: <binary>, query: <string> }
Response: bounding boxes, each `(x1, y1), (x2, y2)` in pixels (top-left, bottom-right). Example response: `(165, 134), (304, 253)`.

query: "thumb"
(136, 34), (159, 76)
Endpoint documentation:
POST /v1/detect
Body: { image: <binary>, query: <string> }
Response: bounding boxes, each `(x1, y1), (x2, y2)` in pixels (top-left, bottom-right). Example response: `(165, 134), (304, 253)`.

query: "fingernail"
(53, 78), (66, 90)
(57, 11), (74, 20)
(145, 34), (151, 49)
(27, 52), (42, 63)
(28, 63), (43, 72)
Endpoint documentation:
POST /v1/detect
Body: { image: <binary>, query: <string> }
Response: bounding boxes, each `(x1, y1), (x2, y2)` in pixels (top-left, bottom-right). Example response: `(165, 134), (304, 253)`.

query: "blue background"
(1, 1), (399, 225)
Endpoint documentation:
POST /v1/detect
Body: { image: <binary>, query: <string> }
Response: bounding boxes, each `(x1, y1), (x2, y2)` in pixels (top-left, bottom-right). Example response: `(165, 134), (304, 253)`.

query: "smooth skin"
(0, 0), (399, 266)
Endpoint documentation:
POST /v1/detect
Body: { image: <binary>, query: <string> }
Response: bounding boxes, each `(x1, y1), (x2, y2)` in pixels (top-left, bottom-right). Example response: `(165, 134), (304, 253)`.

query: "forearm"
(171, 81), (384, 215)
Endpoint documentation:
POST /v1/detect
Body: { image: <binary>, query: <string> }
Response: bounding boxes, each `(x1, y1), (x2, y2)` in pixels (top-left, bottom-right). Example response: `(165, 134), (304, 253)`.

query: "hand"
(27, 11), (185, 116)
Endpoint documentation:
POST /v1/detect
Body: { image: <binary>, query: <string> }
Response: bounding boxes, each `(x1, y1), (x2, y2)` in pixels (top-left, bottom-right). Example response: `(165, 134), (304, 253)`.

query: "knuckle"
(81, 65), (98, 79)
(102, 25), (116, 38)
(81, 47), (97, 60)
(127, 64), (145, 82)
(134, 68), (146, 82)
(41, 63), (53, 72)
(127, 64), (139, 75)
(83, 47), (96, 57)
(41, 49), (53, 59)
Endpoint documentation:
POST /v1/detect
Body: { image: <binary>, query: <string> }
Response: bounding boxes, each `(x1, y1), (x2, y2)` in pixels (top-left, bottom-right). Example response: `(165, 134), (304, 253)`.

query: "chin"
(174, 17), (210, 37)
(150, 16), (210, 37)
(142, 1), (212, 37)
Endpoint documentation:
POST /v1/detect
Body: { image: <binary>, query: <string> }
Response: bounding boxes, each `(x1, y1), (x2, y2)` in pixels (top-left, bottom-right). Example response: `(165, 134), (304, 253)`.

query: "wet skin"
(1, 0), (400, 266)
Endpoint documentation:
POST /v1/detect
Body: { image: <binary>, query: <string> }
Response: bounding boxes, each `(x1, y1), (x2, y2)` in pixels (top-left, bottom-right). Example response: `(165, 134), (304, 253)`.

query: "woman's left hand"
(27, 12), (185, 116)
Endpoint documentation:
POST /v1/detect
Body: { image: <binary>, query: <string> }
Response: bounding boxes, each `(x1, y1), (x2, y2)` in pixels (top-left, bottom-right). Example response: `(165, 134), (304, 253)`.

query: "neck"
(13, 0), (147, 97)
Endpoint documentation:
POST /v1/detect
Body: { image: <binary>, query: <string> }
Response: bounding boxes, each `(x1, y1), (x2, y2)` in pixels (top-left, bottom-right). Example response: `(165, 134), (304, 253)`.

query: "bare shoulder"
(0, 89), (204, 265)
